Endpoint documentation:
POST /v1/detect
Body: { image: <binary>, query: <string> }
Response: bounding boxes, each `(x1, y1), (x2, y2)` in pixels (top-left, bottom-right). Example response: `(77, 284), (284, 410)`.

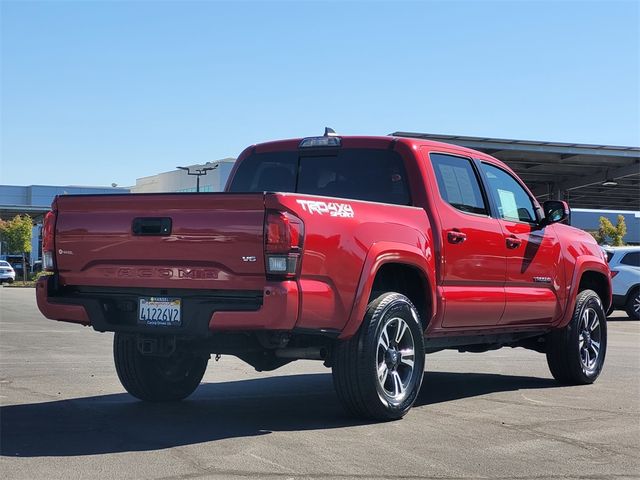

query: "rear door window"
(229, 149), (411, 206)
(430, 153), (487, 215)
(620, 252), (640, 267)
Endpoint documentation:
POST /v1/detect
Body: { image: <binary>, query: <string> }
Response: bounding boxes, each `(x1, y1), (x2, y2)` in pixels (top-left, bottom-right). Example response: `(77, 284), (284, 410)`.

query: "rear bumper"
(36, 277), (90, 325)
(36, 276), (300, 336)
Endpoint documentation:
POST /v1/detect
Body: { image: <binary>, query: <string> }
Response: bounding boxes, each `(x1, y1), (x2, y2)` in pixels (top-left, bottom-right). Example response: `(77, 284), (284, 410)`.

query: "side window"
(430, 153), (487, 215)
(620, 252), (640, 267)
(480, 163), (537, 223)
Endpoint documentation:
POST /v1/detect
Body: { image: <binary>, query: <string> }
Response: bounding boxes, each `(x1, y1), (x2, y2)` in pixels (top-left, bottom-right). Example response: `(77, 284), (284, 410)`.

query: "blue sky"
(1, 0), (638, 187)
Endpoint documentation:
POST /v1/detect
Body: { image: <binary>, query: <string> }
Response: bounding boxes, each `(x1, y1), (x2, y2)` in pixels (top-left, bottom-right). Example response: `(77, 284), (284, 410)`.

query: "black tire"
(546, 289), (607, 385)
(332, 292), (425, 421)
(114, 333), (208, 402)
(624, 288), (640, 320)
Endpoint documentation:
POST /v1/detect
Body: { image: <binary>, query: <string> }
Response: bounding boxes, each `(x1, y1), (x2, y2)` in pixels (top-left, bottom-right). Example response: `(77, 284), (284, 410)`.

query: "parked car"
(0, 261), (16, 284)
(2, 254), (26, 279)
(36, 132), (611, 420)
(603, 246), (640, 320)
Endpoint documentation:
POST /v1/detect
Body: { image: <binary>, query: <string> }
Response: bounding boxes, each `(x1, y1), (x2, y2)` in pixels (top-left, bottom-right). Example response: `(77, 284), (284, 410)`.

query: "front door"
(428, 152), (506, 328)
(478, 162), (562, 325)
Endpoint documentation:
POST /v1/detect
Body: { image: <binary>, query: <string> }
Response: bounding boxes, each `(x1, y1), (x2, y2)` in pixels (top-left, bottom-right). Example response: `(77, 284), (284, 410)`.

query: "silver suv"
(603, 246), (640, 320)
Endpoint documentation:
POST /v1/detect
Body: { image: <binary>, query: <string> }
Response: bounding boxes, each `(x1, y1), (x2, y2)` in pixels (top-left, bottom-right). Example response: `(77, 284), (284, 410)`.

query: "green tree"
(0, 214), (33, 281)
(594, 215), (627, 246)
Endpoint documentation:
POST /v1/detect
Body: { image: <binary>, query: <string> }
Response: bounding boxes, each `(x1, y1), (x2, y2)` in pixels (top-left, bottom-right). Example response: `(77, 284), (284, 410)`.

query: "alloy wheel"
(377, 317), (416, 404)
(578, 307), (602, 374)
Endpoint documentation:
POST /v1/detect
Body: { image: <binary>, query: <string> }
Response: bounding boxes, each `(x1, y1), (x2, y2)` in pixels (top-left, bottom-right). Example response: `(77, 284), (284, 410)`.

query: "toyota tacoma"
(36, 131), (611, 420)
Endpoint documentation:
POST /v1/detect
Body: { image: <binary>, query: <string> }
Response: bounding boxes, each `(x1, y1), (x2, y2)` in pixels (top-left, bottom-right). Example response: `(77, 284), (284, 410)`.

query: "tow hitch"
(136, 335), (176, 356)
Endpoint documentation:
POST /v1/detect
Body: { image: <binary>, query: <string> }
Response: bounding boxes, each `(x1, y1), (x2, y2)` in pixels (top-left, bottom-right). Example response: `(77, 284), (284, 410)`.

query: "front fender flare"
(558, 256), (611, 328)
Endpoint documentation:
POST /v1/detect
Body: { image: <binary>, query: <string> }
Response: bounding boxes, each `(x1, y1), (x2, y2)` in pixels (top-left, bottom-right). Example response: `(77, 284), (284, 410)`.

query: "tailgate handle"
(132, 217), (172, 236)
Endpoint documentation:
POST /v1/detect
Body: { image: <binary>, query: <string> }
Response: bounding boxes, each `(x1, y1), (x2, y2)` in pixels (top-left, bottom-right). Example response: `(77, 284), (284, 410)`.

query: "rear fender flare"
(339, 242), (435, 339)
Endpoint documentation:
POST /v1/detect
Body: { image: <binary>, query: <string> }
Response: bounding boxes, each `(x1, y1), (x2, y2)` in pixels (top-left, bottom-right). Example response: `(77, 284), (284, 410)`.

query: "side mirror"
(542, 200), (570, 225)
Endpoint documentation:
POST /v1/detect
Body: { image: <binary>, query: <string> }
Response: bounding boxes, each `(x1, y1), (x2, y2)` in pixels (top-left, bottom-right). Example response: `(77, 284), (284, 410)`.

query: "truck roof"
(249, 135), (509, 170)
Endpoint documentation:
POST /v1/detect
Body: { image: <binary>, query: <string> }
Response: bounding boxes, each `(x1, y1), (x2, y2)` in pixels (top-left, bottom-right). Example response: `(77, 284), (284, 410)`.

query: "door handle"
(447, 230), (467, 244)
(506, 236), (522, 249)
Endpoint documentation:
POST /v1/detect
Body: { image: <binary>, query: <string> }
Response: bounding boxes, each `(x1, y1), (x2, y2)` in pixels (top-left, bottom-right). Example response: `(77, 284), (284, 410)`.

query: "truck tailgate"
(53, 193), (267, 290)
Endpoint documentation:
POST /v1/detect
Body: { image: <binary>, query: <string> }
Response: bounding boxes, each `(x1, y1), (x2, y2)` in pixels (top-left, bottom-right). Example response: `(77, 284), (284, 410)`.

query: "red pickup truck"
(36, 132), (611, 420)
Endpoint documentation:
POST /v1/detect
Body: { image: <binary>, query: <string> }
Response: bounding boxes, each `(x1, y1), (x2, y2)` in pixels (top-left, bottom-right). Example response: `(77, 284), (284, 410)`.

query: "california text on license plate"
(138, 297), (182, 326)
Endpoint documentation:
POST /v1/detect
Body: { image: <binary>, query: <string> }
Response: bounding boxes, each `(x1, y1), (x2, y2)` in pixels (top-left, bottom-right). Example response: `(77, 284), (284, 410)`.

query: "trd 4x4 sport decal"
(296, 199), (354, 218)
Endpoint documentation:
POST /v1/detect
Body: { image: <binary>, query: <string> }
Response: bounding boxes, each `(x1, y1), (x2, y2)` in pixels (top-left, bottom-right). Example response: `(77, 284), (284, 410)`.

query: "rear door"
(428, 152), (506, 327)
(478, 162), (562, 325)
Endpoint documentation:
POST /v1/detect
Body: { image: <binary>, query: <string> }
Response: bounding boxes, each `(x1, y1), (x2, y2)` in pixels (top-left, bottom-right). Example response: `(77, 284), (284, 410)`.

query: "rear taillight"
(611, 271), (619, 278)
(264, 210), (304, 278)
(42, 210), (56, 271)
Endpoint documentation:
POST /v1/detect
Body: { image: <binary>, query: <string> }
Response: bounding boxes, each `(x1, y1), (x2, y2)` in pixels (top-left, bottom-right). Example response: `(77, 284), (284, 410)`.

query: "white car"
(603, 246), (640, 320)
(0, 261), (16, 284)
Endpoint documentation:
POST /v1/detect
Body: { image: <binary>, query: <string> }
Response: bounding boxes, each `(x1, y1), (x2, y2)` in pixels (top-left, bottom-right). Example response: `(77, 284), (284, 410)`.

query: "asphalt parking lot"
(1, 287), (639, 480)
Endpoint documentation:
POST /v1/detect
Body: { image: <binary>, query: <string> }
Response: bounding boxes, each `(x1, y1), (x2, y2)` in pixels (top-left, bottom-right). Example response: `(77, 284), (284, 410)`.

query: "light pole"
(176, 164), (218, 192)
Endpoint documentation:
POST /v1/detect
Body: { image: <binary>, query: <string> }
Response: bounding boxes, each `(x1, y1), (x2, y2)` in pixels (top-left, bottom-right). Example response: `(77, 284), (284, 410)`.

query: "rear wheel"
(625, 288), (640, 320)
(546, 289), (607, 385)
(114, 333), (208, 402)
(332, 292), (425, 421)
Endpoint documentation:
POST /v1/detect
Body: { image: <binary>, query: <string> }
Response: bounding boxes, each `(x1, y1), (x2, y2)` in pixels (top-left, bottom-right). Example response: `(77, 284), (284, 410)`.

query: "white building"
(131, 158), (236, 193)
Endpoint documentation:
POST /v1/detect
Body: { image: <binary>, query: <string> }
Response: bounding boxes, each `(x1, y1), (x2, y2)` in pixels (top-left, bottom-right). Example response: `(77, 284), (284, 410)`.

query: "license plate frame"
(138, 297), (182, 327)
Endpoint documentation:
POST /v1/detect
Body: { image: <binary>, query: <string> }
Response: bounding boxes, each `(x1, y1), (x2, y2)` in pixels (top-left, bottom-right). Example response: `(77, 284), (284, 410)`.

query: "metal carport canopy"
(391, 132), (640, 211)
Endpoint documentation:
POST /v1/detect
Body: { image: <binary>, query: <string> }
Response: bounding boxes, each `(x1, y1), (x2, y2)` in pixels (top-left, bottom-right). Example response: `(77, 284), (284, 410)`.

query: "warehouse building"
(131, 158), (236, 193)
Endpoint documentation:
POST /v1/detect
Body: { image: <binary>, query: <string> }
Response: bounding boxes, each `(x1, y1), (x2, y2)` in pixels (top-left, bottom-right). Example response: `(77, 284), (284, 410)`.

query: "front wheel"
(114, 333), (208, 402)
(546, 289), (607, 385)
(332, 292), (425, 421)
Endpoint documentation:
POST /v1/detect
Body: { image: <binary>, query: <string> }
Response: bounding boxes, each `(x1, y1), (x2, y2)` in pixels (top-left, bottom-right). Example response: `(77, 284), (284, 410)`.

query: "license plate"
(138, 297), (182, 326)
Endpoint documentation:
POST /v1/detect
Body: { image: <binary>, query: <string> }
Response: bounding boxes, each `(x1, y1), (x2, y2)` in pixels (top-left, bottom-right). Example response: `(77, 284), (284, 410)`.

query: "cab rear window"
(229, 152), (298, 193)
(228, 149), (411, 206)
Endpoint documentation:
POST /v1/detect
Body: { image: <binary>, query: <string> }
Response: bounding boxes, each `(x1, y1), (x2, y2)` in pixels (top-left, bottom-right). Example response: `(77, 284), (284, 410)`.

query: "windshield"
(228, 148), (411, 206)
